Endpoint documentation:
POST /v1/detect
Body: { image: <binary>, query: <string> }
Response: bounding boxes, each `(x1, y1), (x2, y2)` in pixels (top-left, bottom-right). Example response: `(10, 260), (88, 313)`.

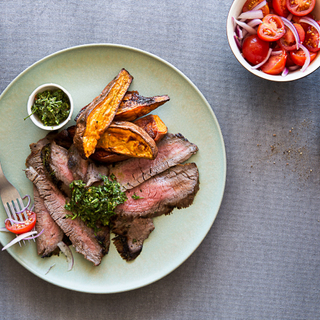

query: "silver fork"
(0, 161), (29, 246)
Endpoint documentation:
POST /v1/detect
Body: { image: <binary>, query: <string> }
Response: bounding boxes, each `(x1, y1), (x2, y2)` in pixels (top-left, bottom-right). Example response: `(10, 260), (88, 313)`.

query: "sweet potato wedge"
(91, 115), (167, 163)
(95, 121), (158, 160)
(134, 114), (167, 143)
(114, 91), (170, 122)
(73, 69), (133, 158)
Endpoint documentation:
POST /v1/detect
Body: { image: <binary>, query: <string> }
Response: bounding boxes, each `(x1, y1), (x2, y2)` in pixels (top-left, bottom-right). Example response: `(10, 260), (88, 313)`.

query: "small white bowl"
(227, 0), (320, 81)
(27, 83), (74, 130)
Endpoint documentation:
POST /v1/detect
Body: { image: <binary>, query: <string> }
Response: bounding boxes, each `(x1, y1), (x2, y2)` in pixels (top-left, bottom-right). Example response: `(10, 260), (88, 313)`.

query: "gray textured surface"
(1, 1), (320, 319)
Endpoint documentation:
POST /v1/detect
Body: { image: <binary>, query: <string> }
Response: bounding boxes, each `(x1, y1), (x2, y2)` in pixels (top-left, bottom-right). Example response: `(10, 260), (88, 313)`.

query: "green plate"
(0, 44), (226, 293)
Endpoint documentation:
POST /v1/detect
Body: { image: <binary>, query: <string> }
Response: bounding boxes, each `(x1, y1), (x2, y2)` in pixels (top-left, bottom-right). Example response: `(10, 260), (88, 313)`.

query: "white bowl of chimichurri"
(26, 83), (74, 130)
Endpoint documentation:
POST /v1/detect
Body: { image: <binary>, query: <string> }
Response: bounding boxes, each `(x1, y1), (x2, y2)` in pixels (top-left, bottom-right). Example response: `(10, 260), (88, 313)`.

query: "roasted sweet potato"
(114, 91), (170, 122)
(91, 114), (167, 163)
(134, 114), (167, 143)
(73, 69), (133, 158)
(95, 121), (158, 160)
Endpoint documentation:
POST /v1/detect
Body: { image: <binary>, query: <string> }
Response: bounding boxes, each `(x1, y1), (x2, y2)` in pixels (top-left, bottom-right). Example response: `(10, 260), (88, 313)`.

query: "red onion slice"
(57, 241), (74, 271)
(4, 218), (26, 225)
(23, 228), (44, 240)
(298, 43), (311, 72)
(252, 0), (267, 10)
(282, 67), (289, 77)
(299, 17), (320, 48)
(247, 19), (262, 28)
(234, 19), (257, 34)
(14, 195), (31, 215)
(45, 264), (56, 275)
(271, 50), (283, 55)
(0, 227), (10, 232)
(1, 230), (37, 251)
(281, 17), (300, 50)
(234, 34), (242, 50)
(251, 48), (272, 69)
(238, 10), (263, 20)
(288, 65), (300, 71)
(235, 25), (243, 39)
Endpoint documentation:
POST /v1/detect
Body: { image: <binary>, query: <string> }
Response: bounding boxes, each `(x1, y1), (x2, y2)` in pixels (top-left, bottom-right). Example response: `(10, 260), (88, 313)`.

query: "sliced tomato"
(242, 0), (270, 16)
(286, 0), (316, 16)
(278, 23), (305, 51)
(5, 210), (36, 234)
(303, 21), (320, 52)
(260, 49), (287, 74)
(290, 48), (318, 66)
(272, 0), (289, 17)
(242, 34), (270, 65)
(257, 14), (286, 41)
(286, 52), (297, 66)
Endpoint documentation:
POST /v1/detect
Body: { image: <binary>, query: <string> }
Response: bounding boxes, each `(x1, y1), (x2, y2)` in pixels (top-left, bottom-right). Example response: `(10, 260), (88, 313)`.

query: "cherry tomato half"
(272, 0), (290, 17)
(278, 23), (305, 50)
(303, 21), (320, 52)
(258, 14), (286, 41)
(242, 0), (270, 16)
(242, 34), (270, 65)
(260, 49), (287, 74)
(5, 210), (36, 234)
(286, 0), (316, 16)
(290, 48), (318, 66)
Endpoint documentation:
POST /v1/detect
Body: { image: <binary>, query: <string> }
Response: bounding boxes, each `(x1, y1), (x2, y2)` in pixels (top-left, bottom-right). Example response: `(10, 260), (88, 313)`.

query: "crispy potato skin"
(91, 115), (167, 163)
(96, 121), (158, 160)
(114, 91), (170, 122)
(73, 69), (133, 159)
(134, 114), (167, 143)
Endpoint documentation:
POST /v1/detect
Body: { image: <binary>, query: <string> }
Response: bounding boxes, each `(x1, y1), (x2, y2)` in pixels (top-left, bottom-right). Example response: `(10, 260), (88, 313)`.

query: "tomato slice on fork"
(5, 210), (37, 234)
(258, 14), (286, 41)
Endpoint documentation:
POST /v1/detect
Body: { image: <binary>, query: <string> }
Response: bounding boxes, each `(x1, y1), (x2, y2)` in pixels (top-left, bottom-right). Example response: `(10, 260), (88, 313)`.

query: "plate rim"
(0, 43), (227, 293)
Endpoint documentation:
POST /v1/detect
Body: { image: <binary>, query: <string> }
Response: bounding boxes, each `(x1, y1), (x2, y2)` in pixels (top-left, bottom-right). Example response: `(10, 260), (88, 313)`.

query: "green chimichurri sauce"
(26, 89), (70, 126)
(65, 175), (127, 231)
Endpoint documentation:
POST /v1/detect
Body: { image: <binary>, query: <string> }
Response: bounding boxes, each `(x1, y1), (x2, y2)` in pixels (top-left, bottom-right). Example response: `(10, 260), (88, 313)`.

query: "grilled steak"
(33, 186), (64, 257)
(112, 217), (155, 261)
(67, 144), (89, 181)
(42, 141), (74, 196)
(108, 133), (198, 190)
(115, 163), (199, 219)
(85, 162), (109, 186)
(25, 166), (107, 266)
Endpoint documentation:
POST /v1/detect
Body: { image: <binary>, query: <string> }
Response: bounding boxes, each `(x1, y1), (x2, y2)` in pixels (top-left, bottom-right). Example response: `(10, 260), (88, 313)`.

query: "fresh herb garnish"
(25, 89), (70, 126)
(132, 193), (144, 200)
(65, 175), (127, 231)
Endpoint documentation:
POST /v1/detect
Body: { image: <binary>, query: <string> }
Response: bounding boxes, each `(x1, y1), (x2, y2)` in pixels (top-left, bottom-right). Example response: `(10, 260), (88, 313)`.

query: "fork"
(0, 161), (29, 245)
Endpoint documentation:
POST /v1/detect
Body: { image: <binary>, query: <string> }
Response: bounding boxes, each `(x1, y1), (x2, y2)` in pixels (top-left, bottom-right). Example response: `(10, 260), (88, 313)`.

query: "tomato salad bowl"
(227, 0), (320, 81)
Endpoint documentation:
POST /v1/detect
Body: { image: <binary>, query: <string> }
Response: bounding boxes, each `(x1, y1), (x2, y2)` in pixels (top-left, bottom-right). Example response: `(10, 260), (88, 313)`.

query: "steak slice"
(108, 133), (198, 191)
(67, 144), (89, 181)
(33, 186), (64, 257)
(42, 141), (74, 196)
(115, 163), (199, 219)
(25, 166), (106, 266)
(112, 217), (155, 261)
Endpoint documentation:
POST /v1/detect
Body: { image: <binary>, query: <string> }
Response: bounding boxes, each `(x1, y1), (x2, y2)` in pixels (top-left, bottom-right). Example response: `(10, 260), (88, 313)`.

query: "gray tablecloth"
(1, 1), (320, 319)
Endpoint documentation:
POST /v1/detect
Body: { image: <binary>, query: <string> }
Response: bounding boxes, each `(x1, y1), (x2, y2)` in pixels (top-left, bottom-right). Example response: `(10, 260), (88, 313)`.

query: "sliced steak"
(42, 141), (74, 196)
(108, 133), (198, 190)
(85, 162), (109, 186)
(25, 166), (106, 266)
(115, 163), (199, 219)
(112, 217), (155, 261)
(67, 144), (89, 181)
(33, 186), (64, 257)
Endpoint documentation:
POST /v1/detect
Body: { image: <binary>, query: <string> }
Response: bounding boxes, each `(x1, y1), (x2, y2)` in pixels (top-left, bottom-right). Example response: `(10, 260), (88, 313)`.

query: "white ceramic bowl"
(27, 83), (73, 130)
(227, 0), (320, 81)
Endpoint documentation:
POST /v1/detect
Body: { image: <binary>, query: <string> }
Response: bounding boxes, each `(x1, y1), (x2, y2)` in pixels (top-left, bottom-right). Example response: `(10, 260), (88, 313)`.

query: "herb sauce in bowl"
(26, 83), (74, 130)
